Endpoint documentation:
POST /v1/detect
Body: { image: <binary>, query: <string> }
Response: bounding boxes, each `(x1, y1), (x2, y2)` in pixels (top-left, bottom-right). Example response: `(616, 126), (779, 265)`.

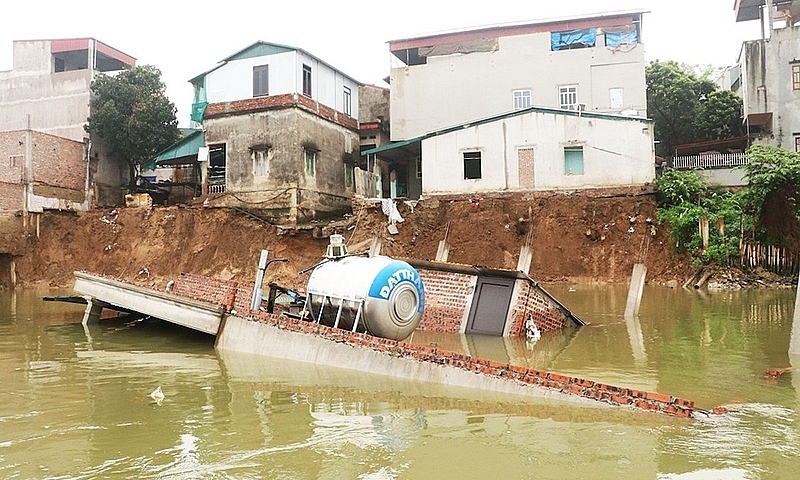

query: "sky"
(1, 0), (763, 126)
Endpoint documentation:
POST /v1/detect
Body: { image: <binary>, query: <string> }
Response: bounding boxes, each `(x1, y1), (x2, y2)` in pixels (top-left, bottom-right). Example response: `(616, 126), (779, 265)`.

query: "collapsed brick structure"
(171, 272), (695, 417)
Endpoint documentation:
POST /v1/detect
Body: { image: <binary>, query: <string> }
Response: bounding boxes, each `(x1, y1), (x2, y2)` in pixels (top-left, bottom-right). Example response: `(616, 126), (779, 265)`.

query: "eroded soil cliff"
(3, 190), (692, 291)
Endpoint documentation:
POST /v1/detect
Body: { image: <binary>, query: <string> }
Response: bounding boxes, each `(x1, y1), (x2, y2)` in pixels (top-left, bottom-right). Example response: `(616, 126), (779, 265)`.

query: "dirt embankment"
(3, 190), (692, 291)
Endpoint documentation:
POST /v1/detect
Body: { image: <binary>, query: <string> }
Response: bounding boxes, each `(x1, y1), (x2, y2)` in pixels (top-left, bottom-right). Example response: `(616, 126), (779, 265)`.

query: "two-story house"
(189, 42), (362, 225)
(735, 0), (800, 150)
(0, 38), (136, 209)
(366, 11), (655, 198)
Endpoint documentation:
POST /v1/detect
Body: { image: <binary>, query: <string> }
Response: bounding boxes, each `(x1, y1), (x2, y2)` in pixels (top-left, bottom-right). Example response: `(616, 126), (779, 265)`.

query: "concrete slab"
(73, 271), (225, 335)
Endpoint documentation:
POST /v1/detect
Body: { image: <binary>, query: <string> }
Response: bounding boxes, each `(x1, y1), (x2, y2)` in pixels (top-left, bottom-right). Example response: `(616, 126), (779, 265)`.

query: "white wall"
(421, 110), (654, 195)
(391, 31), (646, 140)
(205, 50), (359, 118)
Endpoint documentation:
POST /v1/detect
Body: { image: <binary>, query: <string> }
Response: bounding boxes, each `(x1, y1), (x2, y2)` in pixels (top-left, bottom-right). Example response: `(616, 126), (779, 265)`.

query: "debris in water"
(150, 386), (165, 405)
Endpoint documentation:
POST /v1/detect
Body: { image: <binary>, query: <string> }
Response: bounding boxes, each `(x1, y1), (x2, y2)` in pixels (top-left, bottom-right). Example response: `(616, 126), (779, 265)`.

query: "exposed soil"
(4, 189), (694, 291)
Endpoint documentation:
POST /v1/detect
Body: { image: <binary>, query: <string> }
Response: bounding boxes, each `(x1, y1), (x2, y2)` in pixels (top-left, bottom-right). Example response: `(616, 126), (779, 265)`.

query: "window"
(251, 148), (271, 177)
(305, 150), (316, 176)
(253, 65), (269, 97)
(513, 90), (531, 110)
(793, 65), (800, 90)
(609, 88), (624, 109)
(9, 154), (22, 168)
(463, 151), (482, 179)
(564, 146), (584, 175)
(302, 64), (312, 97)
(559, 86), (578, 110)
(416, 158), (422, 179)
(343, 86), (352, 116)
(345, 163), (354, 187)
(795, 135), (800, 152)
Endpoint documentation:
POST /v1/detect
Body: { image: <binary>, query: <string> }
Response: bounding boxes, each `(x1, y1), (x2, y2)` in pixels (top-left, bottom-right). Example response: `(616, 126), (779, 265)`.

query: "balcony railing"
(671, 153), (748, 170)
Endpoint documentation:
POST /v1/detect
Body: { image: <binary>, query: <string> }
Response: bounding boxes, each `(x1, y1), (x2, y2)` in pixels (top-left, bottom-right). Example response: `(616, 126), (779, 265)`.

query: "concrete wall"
(390, 31), (646, 140)
(202, 102), (358, 221)
(741, 28), (800, 149)
(420, 109), (655, 195)
(358, 84), (390, 124)
(204, 50), (360, 119)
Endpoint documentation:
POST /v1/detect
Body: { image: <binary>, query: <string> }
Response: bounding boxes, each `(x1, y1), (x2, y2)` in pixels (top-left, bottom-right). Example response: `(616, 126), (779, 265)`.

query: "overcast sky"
(1, 0), (762, 126)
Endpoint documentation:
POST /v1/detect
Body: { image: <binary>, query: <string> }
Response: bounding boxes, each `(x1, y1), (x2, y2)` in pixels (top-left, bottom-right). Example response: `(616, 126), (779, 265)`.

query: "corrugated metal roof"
(362, 105), (652, 157)
(153, 129), (204, 166)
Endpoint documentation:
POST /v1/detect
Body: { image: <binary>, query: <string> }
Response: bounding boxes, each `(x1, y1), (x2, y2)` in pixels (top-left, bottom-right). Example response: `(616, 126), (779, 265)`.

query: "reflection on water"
(2, 286), (800, 478)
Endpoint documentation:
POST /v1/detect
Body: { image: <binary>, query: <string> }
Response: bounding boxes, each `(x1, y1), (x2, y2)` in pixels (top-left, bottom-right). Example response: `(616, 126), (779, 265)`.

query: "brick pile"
(171, 272), (695, 417)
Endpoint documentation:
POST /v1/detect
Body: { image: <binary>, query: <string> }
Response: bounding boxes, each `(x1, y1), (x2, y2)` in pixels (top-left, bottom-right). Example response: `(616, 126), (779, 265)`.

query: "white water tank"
(305, 256), (425, 341)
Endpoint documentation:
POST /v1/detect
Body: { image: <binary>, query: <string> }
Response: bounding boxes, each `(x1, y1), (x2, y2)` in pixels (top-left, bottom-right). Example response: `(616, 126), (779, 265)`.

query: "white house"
(367, 106), (654, 197)
(388, 11), (647, 141)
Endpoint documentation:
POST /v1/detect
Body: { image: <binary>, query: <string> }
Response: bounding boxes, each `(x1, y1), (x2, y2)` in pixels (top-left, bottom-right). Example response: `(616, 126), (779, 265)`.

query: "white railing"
(671, 153), (748, 170)
(209, 184), (226, 194)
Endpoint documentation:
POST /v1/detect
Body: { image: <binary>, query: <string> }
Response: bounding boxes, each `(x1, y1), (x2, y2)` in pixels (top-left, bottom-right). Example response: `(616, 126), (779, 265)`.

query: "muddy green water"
(2, 285), (800, 479)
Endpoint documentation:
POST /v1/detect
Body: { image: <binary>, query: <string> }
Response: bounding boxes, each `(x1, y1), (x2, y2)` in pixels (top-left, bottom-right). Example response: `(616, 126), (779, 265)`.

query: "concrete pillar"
(82, 298), (104, 326)
(9, 259), (16, 288)
(789, 273), (800, 355)
(435, 240), (450, 262)
(289, 187), (298, 226)
(624, 263), (647, 318)
(516, 245), (532, 274)
(368, 237), (382, 257)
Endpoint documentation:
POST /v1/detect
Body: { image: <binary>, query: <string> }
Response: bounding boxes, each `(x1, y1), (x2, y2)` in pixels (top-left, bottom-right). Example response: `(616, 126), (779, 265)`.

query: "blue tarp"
(605, 29), (639, 48)
(551, 28), (596, 51)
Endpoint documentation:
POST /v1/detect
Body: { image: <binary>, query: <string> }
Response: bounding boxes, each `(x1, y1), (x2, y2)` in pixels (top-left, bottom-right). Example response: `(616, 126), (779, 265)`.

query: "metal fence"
(671, 153), (748, 170)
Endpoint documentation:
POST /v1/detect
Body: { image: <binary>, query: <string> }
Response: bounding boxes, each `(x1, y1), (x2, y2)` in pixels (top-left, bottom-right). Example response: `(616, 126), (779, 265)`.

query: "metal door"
(466, 276), (514, 335)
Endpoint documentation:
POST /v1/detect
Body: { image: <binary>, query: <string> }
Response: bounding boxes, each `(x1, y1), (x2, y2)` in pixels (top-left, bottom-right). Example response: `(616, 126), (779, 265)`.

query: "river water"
(2, 285), (800, 479)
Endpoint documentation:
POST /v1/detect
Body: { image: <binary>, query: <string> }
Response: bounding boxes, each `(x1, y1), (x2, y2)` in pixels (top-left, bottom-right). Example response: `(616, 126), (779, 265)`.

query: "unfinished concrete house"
(735, 0), (800, 151)
(0, 38), (136, 208)
(189, 42), (362, 225)
(365, 10), (651, 198)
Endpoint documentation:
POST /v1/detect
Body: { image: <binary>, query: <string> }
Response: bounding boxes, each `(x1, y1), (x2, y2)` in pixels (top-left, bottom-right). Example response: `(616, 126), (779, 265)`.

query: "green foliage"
(739, 144), (800, 212)
(656, 171), (748, 267)
(646, 61), (743, 158)
(695, 90), (745, 140)
(654, 169), (706, 207)
(86, 65), (181, 185)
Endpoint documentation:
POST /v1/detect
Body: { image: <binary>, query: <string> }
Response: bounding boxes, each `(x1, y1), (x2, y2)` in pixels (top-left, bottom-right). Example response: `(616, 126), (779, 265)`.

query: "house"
(389, 11), (647, 140)
(367, 106), (655, 196)
(188, 42), (362, 225)
(367, 11), (650, 198)
(735, 0), (800, 150)
(0, 38), (136, 207)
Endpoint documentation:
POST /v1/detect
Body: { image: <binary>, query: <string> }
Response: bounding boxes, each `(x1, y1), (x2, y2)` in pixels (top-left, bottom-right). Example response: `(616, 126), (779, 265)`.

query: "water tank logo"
(369, 262), (425, 312)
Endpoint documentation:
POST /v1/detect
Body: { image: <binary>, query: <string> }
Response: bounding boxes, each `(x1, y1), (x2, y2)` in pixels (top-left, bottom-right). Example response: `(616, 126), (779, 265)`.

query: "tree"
(695, 90), (745, 141)
(86, 65), (181, 186)
(646, 61), (742, 158)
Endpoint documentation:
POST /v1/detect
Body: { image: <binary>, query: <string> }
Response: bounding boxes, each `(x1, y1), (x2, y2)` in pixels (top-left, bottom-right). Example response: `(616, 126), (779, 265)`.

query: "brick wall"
(508, 282), (574, 336)
(168, 272), (694, 416)
(0, 130), (85, 211)
(416, 269), (474, 332)
(204, 93), (358, 131)
(0, 183), (23, 211)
